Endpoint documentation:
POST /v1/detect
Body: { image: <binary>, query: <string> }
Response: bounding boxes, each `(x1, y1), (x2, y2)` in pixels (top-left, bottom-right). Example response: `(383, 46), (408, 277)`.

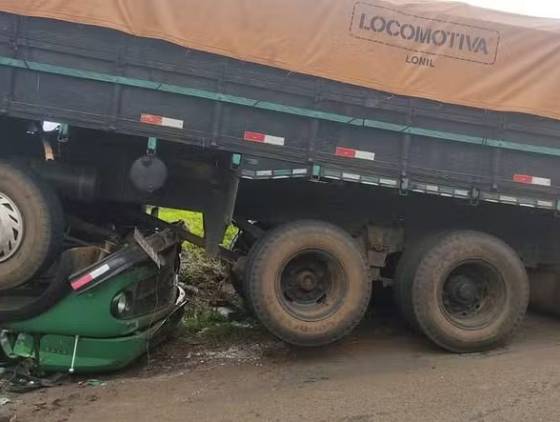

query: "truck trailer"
(1, 0), (560, 365)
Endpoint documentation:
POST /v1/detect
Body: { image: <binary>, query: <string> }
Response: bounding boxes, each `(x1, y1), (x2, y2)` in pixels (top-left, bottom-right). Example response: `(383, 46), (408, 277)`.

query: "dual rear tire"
(235, 223), (529, 352)
(394, 231), (529, 353)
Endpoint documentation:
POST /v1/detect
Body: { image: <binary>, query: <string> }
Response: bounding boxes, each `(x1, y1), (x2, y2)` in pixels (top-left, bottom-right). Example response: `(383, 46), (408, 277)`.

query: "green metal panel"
(3, 322), (170, 373)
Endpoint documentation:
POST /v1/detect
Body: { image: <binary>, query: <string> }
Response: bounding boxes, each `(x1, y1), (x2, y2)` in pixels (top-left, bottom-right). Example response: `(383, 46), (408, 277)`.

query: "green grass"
(158, 208), (249, 340)
(158, 208), (238, 247)
(183, 308), (229, 332)
(180, 308), (263, 345)
(159, 209), (204, 236)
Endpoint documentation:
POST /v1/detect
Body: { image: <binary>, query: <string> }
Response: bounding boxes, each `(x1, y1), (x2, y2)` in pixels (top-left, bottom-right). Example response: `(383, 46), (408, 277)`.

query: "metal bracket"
(57, 123), (69, 143)
(147, 136), (158, 156)
(312, 165), (322, 180)
(555, 200), (560, 218)
(235, 218), (265, 240)
(470, 187), (481, 206)
(399, 177), (410, 196)
(134, 228), (164, 268)
(231, 153), (242, 169)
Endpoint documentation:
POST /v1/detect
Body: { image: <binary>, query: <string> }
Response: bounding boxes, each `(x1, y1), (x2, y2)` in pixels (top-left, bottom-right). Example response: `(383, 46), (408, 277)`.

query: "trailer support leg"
(203, 163), (239, 257)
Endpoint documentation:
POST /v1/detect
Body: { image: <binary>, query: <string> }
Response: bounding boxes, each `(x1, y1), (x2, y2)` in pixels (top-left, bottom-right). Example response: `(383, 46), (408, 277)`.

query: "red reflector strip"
(141, 114), (162, 125)
(335, 147), (375, 161)
(141, 114), (184, 129)
(513, 174), (551, 187)
(244, 131), (285, 146)
(244, 131), (265, 143)
(71, 264), (111, 291)
(335, 147), (356, 158)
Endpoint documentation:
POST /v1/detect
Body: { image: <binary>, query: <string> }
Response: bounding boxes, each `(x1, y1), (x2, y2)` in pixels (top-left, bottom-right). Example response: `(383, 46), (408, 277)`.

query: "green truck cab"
(1, 223), (188, 373)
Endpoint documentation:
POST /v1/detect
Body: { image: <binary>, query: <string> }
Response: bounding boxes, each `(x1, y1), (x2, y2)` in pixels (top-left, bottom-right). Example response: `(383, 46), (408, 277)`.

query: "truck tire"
(230, 257), (247, 300)
(0, 160), (64, 290)
(229, 230), (258, 302)
(246, 220), (371, 347)
(393, 233), (447, 330)
(411, 231), (529, 353)
(238, 233), (272, 315)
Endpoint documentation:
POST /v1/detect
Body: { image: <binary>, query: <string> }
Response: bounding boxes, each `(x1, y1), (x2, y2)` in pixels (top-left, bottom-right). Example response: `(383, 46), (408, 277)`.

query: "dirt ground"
(5, 312), (560, 422)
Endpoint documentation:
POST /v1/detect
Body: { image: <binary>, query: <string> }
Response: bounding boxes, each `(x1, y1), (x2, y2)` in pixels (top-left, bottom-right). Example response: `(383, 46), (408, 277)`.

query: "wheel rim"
(0, 192), (24, 263)
(440, 261), (506, 330)
(276, 250), (347, 322)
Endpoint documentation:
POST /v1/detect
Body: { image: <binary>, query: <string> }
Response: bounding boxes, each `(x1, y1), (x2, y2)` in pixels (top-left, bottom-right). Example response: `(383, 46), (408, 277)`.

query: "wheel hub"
(448, 275), (480, 305)
(0, 192), (24, 263)
(441, 261), (505, 329)
(297, 271), (319, 292)
(279, 250), (347, 321)
(285, 267), (326, 304)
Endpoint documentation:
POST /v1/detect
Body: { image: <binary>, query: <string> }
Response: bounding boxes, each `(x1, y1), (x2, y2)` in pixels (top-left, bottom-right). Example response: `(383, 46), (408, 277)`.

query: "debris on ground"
(180, 246), (228, 289)
(213, 306), (236, 320)
(78, 380), (107, 388)
(178, 244), (262, 344)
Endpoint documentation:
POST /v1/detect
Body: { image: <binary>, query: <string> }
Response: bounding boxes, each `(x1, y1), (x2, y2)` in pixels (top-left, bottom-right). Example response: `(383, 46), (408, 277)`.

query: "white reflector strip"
(161, 117), (184, 129)
(354, 150), (376, 161)
(454, 189), (470, 197)
(342, 172), (360, 181)
(292, 169), (308, 175)
(264, 135), (285, 146)
(513, 174), (551, 187)
(500, 195), (518, 203)
(380, 178), (398, 186)
(71, 264), (111, 291)
(532, 177), (552, 187)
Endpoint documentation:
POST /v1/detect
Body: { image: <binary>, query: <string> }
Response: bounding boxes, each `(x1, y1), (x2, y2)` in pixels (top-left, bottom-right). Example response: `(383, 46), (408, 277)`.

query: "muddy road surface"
(7, 313), (560, 422)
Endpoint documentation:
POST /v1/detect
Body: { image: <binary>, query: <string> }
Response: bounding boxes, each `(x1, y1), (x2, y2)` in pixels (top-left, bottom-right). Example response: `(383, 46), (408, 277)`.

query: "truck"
(1, 0), (560, 366)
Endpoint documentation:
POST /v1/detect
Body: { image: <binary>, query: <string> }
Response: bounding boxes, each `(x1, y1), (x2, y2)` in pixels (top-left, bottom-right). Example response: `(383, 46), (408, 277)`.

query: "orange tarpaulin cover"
(1, 0), (560, 120)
